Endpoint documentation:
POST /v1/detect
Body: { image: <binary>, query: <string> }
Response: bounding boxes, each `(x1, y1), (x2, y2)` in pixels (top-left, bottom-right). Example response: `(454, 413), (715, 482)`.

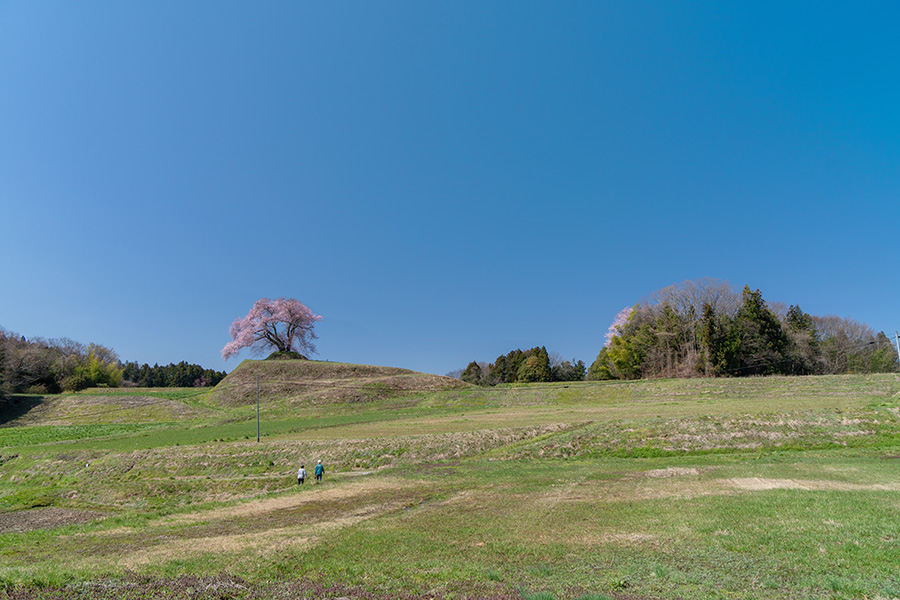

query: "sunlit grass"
(1, 372), (900, 598)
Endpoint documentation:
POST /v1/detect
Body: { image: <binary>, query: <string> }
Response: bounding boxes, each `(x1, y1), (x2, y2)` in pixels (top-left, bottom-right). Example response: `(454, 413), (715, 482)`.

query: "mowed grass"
(1, 370), (900, 599)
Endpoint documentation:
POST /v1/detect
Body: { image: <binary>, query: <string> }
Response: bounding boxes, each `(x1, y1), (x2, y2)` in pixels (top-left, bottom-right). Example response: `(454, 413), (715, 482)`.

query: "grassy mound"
(206, 359), (469, 407)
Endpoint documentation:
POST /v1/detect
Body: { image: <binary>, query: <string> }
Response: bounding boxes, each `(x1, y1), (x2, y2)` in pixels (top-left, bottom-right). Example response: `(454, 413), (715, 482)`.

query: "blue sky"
(2, 2), (898, 376)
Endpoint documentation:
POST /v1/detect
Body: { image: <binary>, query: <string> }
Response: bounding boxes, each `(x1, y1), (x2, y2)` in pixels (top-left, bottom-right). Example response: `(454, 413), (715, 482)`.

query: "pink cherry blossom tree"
(222, 297), (322, 360)
(604, 306), (633, 347)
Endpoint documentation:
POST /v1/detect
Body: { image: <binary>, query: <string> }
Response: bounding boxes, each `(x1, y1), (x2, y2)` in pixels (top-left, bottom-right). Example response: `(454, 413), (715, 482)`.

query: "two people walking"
(298, 459), (325, 485)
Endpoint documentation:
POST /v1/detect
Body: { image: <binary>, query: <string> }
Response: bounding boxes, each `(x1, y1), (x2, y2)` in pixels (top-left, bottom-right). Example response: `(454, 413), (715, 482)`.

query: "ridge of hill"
(204, 359), (469, 407)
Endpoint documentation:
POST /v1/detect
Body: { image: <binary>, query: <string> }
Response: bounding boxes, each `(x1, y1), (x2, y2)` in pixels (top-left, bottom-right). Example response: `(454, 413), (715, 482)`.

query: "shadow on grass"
(0, 395), (44, 426)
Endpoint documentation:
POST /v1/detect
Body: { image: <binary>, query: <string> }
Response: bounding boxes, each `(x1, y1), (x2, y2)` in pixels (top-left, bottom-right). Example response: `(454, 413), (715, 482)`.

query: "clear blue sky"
(2, 2), (898, 376)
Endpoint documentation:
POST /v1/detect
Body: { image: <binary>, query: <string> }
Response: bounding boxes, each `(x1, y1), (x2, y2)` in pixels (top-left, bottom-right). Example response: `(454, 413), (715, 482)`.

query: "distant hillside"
(205, 359), (469, 407)
(0, 389), (214, 427)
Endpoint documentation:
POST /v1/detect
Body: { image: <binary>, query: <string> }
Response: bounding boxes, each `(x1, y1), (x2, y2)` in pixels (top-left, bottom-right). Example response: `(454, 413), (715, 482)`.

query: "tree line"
(455, 346), (586, 386)
(120, 361), (227, 388)
(450, 279), (897, 385)
(0, 328), (225, 396)
(588, 279), (898, 380)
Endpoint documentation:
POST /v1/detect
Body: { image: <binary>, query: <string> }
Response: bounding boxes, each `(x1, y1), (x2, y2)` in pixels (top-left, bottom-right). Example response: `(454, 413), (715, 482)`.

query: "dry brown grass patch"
(167, 477), (411, 524)
(7, 395), (207, 426)
(0, 508), (107, 533)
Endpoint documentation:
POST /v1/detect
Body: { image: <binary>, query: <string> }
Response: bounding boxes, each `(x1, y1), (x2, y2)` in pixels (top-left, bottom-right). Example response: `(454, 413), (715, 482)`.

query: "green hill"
(204, 358), (469, 407)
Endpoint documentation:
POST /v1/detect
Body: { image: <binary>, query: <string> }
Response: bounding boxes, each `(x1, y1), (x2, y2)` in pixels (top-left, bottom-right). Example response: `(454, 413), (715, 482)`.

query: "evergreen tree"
(698, 302), (723, 375)
(785, 305), (815, 333)
(461, 361), (483, 385)
(489, 355), (508, 385)
(506, 349), (526, 383)
(552, 358), (586, 381)
(517, 347), (551, 382)
(138, 363), (152, 386)
(783, 305), (820, 375)
(731, 286), (788, 375)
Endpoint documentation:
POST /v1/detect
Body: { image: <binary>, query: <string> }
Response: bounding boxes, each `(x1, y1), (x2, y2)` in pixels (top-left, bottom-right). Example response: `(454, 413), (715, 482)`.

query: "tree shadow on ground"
(0, 395), (44, 426)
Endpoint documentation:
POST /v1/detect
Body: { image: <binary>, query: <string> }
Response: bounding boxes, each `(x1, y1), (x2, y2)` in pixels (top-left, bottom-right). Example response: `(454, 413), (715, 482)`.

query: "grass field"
(1, 362), (900, 599)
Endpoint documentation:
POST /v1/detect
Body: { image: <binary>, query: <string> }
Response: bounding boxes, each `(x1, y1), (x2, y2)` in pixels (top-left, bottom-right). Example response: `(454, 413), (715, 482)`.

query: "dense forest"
(588, 279), (898, 380)
(453, 279), (898, 386)
(454, 347), (587, 386)
(119, 361), (227, 388)
(0, 328), (226, 396)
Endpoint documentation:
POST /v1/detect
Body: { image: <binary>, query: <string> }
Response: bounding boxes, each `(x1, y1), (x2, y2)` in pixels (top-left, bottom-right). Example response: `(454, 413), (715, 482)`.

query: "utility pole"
(895, 332), (900, 368)
(256, 375), (260, 443)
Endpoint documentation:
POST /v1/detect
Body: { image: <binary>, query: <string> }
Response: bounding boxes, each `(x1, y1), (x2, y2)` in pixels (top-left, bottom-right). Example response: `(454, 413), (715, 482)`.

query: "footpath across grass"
(1, 371), (899, 599)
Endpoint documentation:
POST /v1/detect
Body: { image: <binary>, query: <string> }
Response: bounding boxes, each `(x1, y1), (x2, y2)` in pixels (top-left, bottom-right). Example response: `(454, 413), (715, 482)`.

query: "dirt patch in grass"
(637, 467), (703, 478)
(0, 507), (107, 533)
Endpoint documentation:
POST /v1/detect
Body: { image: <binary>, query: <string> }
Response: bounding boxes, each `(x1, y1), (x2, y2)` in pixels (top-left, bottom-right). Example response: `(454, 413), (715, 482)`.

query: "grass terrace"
(1, 362), (899, 599)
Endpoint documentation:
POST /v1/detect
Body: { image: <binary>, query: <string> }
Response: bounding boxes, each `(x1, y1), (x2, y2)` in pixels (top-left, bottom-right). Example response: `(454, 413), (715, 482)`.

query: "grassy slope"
(0, 367), (899, 599)
(205, 358), (468, 408)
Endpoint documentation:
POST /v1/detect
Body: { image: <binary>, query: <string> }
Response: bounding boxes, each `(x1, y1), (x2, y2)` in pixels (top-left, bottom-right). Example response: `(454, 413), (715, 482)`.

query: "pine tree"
(461, 361), (483, 385)
(698, 303), (724, 375)
(517, 347), (551, 382)
(732, 286), (788, 375)
(489, 355), (508, 385)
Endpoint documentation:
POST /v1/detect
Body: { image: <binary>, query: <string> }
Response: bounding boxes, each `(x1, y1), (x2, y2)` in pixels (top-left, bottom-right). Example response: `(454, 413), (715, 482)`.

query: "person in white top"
(297, 465), (306, 485)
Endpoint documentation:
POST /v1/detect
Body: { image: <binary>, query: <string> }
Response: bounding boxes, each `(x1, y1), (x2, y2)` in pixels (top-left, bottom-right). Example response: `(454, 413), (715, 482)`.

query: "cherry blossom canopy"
(222, 297), (322, 360)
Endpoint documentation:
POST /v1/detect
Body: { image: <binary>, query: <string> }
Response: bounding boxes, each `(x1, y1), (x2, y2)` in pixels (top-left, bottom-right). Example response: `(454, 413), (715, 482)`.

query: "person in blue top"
(314, 459), (324, 483)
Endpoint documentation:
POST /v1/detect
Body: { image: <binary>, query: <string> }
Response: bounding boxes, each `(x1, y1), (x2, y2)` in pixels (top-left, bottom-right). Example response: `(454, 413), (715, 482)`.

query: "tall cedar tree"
(731, 286), (788, 375)
(461, 361), (483, 385)
(517, 346), (551, 382)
